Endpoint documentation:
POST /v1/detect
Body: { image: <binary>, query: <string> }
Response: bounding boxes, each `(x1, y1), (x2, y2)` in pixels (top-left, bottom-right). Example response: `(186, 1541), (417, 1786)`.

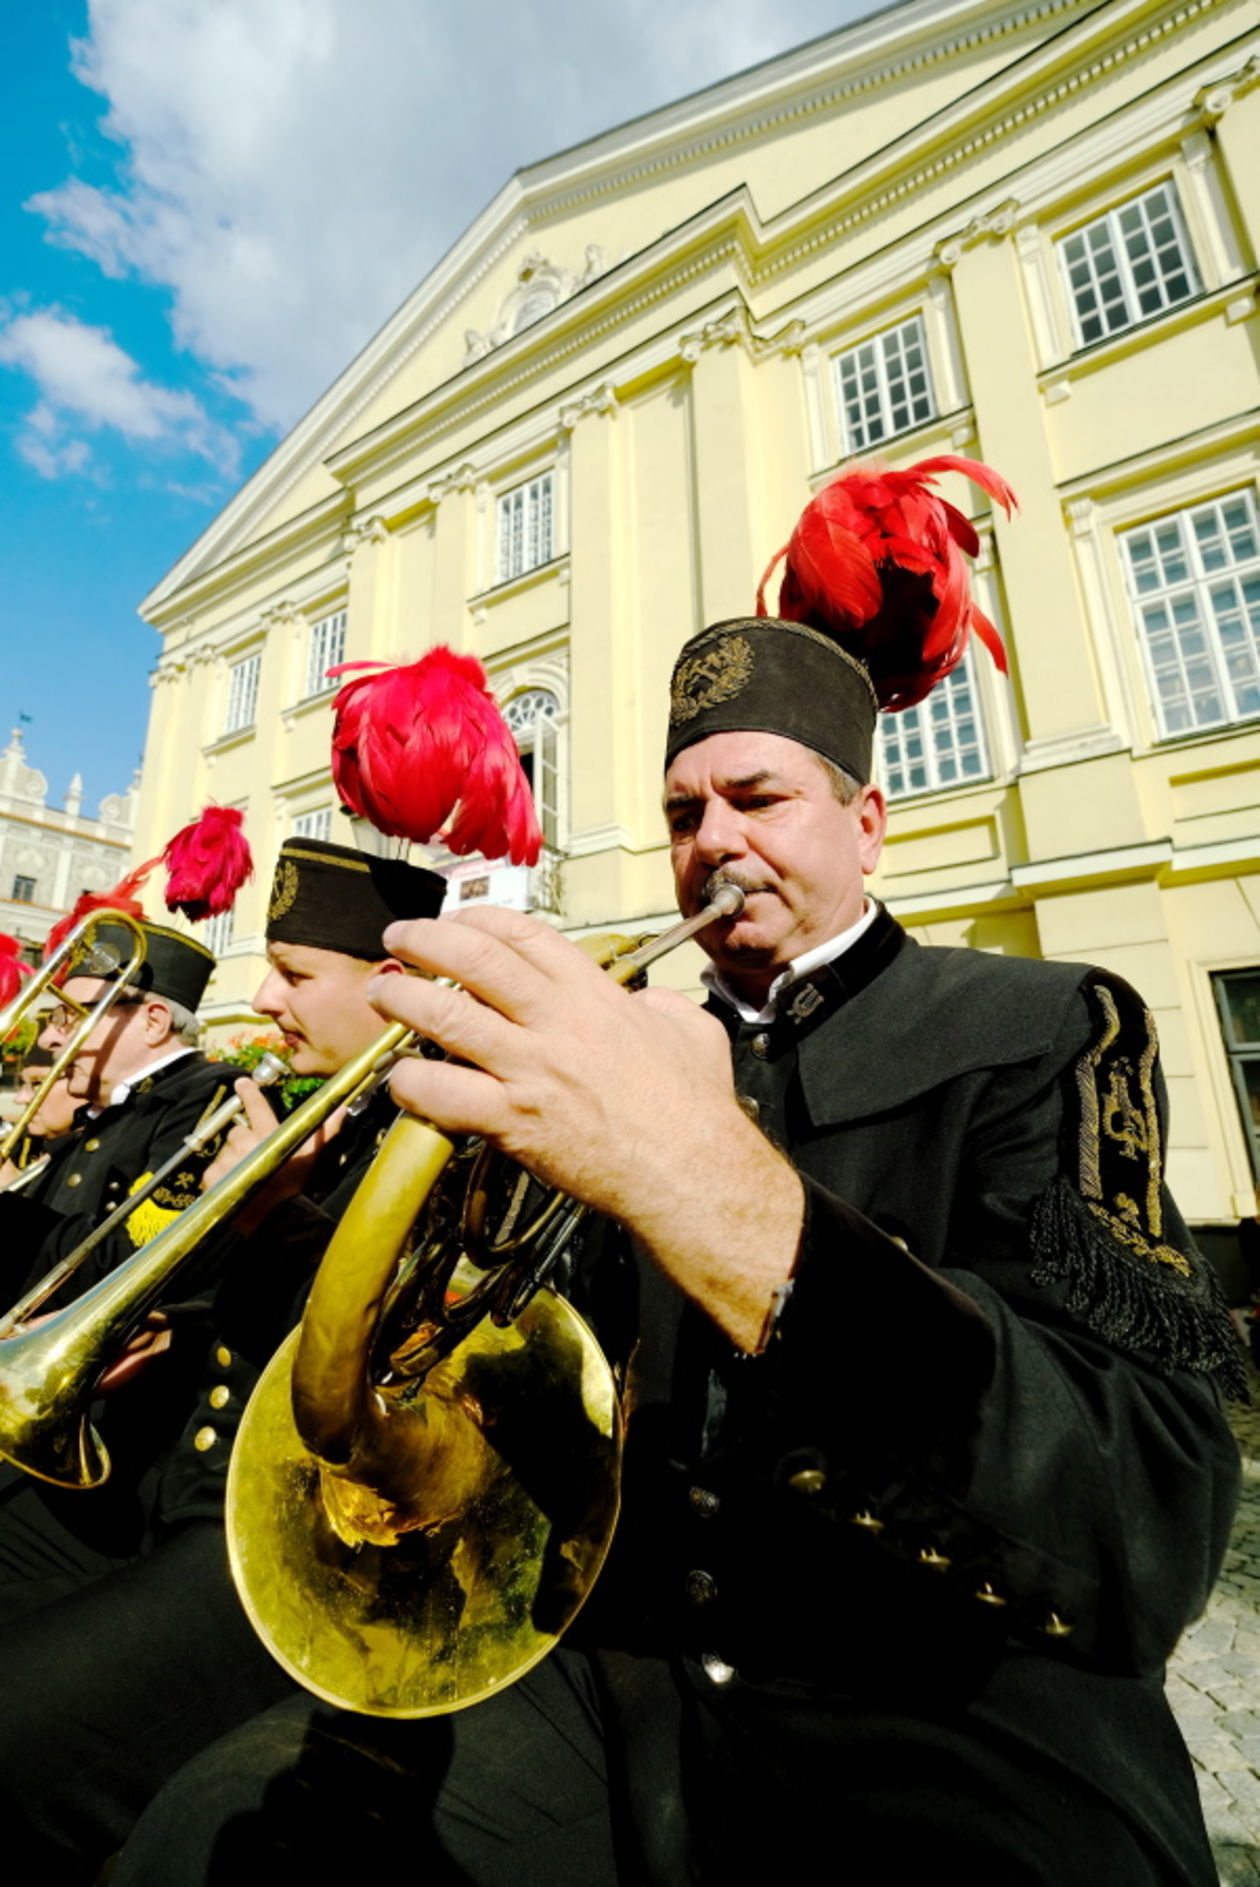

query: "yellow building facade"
(134, 0), (1260, 1238)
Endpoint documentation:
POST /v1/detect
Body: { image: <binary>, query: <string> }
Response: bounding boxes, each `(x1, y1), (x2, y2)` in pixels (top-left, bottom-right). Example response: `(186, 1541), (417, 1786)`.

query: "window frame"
(305, 609), (347, 699)
(1119, 488), (1260, 741)
(495, 472), (555, 585)
(832, 315), (936, 455)
(875, 655), (992, 801)
(224, 651), (261, 735)
(10, 875), (36, 904)
(292, 808), (333, 843)
(1056, 181), (1200, 350)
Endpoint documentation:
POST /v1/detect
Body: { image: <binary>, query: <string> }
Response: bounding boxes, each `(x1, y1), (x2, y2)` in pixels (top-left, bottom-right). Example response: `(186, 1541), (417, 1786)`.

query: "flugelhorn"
(0, 1052), (289, 1338)
(0, 1026), (415, 1489)
(227, 885), (744, 1718)
(0, 909), (147, 1166)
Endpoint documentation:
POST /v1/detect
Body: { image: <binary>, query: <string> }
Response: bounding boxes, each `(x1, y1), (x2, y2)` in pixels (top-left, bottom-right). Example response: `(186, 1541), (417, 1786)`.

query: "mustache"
(701, 869), (772, 906)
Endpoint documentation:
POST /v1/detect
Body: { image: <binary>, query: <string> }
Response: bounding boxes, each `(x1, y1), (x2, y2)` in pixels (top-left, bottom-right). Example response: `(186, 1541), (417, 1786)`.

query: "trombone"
(226, 885), (745, 1718)
(0, 1051), (289, 1336)
(0, 910), (148, 1168)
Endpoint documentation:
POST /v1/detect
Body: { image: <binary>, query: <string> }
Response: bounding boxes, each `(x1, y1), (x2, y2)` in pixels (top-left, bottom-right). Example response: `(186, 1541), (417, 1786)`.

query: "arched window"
(503, 689), (560, 852)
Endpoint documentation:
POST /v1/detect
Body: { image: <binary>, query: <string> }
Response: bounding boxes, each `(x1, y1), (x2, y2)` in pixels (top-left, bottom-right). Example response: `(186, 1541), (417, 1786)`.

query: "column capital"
(1196, 52), (1260, 124)
(935, 199), (1021, 271)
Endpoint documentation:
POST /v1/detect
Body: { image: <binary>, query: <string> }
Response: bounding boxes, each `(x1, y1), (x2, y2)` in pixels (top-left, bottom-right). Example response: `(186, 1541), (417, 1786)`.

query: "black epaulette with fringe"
(1030, 970), (1247, 1400)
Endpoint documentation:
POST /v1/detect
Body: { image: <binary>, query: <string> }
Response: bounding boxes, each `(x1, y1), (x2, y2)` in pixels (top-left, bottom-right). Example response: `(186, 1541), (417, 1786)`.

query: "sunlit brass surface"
(229, 1294), (620, 1717)
(226, 888), (743, 1718)
(0, 910), (147, 1165)
(0, 1023), (412, 1489)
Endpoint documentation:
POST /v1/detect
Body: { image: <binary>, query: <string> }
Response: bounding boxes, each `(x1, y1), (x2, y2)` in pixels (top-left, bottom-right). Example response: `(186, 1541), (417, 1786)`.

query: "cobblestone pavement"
(1167, 1373), (1260, 1885)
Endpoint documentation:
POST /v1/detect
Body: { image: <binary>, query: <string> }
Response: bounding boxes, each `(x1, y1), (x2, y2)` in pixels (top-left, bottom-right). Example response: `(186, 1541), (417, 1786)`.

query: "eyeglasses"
(42, 999), (90, 1033)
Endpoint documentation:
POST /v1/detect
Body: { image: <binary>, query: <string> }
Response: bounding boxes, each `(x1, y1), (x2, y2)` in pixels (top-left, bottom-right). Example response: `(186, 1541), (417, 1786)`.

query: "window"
(877, 660), (989, 798)
(502, 689), (560, 852)
(833, 317), (935, 452)
(293, 808), (333, 842)
(203, 907), (234, 958)
(1058, 184), (1198, 347)
(496, 474), (553, 584)
(10, 876), (36, 904)
(1213, 972), (1260, 1180)
(1121, 491), (1260, 737)
(306, 609), (347, 698)
(225, 652), (261, 734)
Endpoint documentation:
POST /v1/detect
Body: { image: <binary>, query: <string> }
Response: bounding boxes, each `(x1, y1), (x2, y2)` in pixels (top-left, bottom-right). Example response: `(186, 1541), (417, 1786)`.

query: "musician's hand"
(201, 1078), (346, 1235)
(372, 907), (802, 1352)
(96, 1311), (172, 1393)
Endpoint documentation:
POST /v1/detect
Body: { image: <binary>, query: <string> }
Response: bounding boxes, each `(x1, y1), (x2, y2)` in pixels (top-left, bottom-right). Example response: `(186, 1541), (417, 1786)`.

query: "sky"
(0, 0), (872, 815)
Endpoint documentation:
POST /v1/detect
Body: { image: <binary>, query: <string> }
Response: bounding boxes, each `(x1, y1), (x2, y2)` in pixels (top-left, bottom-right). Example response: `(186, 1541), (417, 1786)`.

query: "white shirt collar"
(108, 1045), (195, 1109)
(701, 899), (880, 1026)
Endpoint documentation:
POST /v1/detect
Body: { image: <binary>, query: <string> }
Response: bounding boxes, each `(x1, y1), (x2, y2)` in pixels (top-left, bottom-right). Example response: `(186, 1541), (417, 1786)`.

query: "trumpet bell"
(0, 1316), (109, 1488)
(227, 1292), (621, 1718)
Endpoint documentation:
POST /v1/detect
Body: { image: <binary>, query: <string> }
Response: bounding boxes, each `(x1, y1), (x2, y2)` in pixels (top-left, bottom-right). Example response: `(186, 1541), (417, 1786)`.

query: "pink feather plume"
(0, 934), (31, 1008)
(163, 805), (254, 921)
(756, 455), (1018, 711)
(329, 646), (542, 866)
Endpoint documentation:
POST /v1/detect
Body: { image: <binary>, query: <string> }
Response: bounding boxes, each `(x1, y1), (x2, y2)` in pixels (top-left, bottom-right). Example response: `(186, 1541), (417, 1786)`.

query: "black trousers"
(0, 1521), (296, 1883)
(107, 1647), (1207, 1887)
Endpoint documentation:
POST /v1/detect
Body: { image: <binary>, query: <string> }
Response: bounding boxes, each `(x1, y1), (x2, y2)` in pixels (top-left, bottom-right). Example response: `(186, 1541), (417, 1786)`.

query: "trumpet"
(0, 1051), (289, 1338)
(0, 910), (147, 1167)
(226, 885), (744, 1718)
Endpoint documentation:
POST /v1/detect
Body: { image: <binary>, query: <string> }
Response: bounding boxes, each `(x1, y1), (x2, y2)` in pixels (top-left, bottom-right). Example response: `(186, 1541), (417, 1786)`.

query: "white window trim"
(833, 315), (936, 455)
(224, 651), (261, 735)
(495, 472), (555, 585)
(1120, 488), (1260, 741)
(1056, 181), (1200, 351)
(292, 807), (334, 842)
(305, 609), (347, 699)
(876, 655), (993, 801)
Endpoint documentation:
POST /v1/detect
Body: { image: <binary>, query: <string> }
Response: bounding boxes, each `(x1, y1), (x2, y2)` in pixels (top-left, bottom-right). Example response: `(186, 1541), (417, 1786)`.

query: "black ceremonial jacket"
(0, 1052), (235, 1307)
(597, 910), (1241, 1880)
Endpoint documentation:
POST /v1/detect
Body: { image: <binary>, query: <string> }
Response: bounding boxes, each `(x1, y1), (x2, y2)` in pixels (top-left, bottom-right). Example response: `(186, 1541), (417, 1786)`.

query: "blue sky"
(1, 0), (865, 817)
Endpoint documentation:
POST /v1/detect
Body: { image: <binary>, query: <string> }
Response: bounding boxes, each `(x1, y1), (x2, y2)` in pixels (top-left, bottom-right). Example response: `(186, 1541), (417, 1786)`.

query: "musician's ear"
(369, 957), (406, 980)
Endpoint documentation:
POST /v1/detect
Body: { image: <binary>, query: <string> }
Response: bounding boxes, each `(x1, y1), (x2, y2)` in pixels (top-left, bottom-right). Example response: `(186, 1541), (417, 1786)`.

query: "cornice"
(149, 0), (1243, 601)
(143, 489), (352, 630)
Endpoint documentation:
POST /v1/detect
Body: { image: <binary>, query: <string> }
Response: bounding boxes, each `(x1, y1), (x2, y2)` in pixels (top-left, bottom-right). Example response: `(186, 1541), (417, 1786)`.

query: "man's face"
(664, 731), (886, 999)
(38, 978), (164, 1104)
(18, 1066), (79, 1139)
(253, 943), (392, 1076)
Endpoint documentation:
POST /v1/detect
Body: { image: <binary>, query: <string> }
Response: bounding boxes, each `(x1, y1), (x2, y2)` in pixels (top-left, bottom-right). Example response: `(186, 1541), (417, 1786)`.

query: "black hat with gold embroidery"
(665, 456), (1018, 784)
(266, 839), (446, 959)
(75, 919), (217, 1013)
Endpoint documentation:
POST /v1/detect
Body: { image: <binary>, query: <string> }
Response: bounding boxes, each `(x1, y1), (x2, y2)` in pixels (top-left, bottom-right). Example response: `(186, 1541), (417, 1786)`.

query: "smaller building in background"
(0, 728), (137, 955)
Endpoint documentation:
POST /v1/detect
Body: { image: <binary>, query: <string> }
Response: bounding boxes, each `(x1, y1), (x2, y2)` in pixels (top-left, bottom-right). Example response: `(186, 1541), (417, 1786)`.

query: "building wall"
(0, 729), (136, 952)
(133, 0), (1260, 1225)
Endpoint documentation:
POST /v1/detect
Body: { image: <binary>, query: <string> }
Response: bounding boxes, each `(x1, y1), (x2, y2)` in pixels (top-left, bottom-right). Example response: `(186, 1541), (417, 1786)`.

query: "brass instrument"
(0, 910), (148, 1166)
(0, 1026), (412, 1489)
(227, 886), (744, 1718)
(0, 1052), (289, 1338)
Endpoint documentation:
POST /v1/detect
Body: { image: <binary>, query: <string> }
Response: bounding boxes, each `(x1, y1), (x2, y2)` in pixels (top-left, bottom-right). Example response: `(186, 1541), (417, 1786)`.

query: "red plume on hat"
(162, 805), (254, 921)
(329, 646), (542, 866)
(756, 455), (1017, 711)
(0, 934), (31, 1008)
(42, 857), (158, 966)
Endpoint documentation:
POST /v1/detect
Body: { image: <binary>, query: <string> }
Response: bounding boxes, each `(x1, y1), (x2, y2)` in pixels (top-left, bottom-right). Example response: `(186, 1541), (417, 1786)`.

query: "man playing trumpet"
(115, 460), (1241, 1886)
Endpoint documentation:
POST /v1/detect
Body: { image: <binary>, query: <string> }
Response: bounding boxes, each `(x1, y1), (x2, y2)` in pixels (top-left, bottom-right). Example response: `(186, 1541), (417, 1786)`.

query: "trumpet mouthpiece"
(706, 883), (746, 920)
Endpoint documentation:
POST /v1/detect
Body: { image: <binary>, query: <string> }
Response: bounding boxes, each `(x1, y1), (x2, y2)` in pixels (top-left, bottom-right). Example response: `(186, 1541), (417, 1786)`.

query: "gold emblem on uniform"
(669, 633), (755, 727)
(269, 857), (300, 923)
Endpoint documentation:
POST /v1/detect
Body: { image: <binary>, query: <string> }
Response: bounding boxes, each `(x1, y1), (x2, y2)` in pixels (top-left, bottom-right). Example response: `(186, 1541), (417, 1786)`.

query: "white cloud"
(28, 0), (859, 431)
(0, 307), (239, 479)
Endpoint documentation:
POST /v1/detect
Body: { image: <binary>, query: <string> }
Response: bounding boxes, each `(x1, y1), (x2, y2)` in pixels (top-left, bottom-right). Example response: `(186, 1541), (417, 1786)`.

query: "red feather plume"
(163, 805), (254, 921)
(756, 455), (1018, 711)
(0, 934), (31, 1008)
(42, 857), (158, 968)
(329, 646), (542, 866)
